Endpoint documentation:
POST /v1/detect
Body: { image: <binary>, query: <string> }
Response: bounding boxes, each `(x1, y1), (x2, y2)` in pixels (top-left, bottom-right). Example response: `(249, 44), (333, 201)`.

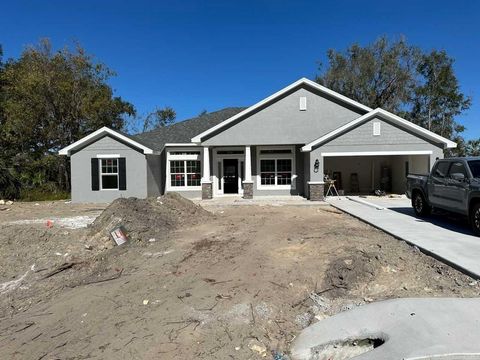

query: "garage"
(323, 152), (431, 195)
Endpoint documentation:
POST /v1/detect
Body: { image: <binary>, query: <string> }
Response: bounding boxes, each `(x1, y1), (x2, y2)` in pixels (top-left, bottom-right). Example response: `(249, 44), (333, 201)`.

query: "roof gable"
(58, 127), (155, 156)
(301, 108), (457, 151)
(191, 78), (372, 143)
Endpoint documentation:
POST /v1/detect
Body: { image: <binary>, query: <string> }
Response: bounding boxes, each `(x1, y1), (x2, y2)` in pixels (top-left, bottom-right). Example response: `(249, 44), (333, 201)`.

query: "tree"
(466, 139), (480, 157)
(0, 39), (135, 193)
(316, 37), (471, 151)
(142, 106), (176, 132)
(408, 50), (471, 139)
(317, 36), (419, 112)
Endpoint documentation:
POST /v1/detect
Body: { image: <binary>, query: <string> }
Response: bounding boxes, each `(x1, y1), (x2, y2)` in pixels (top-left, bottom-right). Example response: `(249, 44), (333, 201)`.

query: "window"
(468, 160), (480, 178)
(260, 159), (292, 186)
(448, 162), (467, 178)
(170, 151), (201, 155)
(432, 161), (450, 178)
(170, 160), (201, 187)
(100, 158), (119, 189)
(260, 149), (292, 155)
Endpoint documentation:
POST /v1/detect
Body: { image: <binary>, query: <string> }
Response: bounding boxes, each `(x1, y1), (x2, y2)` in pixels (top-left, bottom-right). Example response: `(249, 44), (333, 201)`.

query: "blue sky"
(2, 0), (479, 138)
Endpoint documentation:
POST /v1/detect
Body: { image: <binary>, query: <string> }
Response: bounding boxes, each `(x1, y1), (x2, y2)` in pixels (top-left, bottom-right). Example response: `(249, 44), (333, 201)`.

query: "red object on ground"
(46, 220), (53, 228)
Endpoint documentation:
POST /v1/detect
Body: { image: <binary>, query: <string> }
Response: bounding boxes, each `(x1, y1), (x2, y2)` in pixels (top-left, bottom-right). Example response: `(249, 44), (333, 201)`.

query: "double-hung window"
(258, 147), (295, 189)
(170, 160), (201, 187)
(100, 158), (119, 190)
(167, 150), (202, 190)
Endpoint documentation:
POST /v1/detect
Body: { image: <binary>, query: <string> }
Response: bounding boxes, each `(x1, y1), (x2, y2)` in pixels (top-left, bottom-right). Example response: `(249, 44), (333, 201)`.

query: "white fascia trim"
(321, 150), (433, 157)
(191, 77), (372, 143)
(301, 108), (457, 152)
(58, 127), (155, 156)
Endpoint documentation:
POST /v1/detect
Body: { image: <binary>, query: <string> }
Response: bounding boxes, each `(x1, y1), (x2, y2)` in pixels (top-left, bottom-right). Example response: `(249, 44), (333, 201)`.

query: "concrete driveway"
(328, 196), (480, 279)
(292, 297), (480, 360)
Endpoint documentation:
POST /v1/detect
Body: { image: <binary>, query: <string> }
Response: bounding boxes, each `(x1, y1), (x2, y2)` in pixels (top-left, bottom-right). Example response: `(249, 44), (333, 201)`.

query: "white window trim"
(99, 158), (119, 191)
(166, 148), (202, 191)
(373, 122), (381, 136)
(256, 146), (296, 190)
(212, 147), (245, 196)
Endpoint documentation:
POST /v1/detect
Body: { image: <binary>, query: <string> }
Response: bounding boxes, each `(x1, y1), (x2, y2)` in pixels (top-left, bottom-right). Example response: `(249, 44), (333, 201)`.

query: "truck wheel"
(412, 192), (431, 217)
(470, 203), (480, 236)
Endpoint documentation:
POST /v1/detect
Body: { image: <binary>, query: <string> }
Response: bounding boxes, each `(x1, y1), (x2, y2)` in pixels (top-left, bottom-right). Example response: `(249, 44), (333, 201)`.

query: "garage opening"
(324, 154), (430, 195)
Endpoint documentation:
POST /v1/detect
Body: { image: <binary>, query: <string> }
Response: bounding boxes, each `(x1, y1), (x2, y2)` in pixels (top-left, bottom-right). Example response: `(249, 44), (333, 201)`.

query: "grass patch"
(19, 189), (71, 202)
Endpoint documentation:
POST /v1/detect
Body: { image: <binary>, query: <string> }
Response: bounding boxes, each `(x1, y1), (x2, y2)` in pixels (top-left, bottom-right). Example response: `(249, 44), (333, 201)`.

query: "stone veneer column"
(308, 182), (325, 201)
(202, 182), (212, 200)
(243, 182), (253, 199)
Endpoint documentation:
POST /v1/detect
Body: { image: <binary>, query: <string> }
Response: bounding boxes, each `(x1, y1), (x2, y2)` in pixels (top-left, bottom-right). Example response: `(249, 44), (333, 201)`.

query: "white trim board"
(191, 77), (372, 143)
(302, 108), (457, 152)
(58, 127), (155, 156)
(321, 150), (433, 157)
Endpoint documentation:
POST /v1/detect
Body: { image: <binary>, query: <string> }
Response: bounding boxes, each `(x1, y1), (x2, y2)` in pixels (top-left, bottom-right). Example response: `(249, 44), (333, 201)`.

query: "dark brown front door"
(223, 159), (238, 194)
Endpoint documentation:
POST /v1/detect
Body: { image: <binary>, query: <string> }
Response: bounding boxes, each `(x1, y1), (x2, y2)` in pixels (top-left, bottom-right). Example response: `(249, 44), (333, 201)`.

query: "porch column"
(201, 146), (212, 199)
(243, 145), (253, 199)
(308, 153), (324, 201)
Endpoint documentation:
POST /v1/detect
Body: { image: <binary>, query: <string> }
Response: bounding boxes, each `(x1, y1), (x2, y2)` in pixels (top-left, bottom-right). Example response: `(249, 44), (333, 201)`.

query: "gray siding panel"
(203, 87), (364, 146)
(71, 136), (148, 203)
(321, 117), (434, 149)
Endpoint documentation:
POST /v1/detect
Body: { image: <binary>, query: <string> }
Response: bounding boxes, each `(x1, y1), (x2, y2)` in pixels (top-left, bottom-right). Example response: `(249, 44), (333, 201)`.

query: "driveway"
(328, 196), (480, 279)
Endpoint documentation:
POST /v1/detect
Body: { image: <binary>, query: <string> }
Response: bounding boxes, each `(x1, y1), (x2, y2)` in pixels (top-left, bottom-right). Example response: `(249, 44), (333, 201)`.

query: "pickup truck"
(406, 157), (480, 235)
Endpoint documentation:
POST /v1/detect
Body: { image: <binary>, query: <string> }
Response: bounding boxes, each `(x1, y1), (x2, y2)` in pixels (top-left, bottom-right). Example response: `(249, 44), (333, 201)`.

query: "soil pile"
(88, 193), (211, 245)
(324, 251), (379, 295)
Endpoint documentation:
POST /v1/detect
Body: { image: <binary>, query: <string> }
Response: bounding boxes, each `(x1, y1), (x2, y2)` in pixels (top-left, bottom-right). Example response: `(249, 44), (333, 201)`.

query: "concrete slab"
(328, 196), (480, 279)
(291, 298), (480, 360)
(194, 195), (329, 207)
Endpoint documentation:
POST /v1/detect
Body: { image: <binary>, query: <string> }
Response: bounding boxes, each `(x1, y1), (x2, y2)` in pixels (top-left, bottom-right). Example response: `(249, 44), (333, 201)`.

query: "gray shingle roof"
(132, 107), (246, 151)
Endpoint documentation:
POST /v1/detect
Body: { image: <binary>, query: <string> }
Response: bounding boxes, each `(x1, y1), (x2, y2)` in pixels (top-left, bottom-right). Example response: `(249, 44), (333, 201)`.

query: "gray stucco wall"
(70, 136), (150, 203)
(309, 117), (445, 182)
(202, 87), (365, 146)
(146, 155), (162, 197)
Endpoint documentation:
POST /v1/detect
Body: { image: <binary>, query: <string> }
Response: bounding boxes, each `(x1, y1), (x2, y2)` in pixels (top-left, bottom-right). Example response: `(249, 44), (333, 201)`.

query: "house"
(59, 78), (456, 203)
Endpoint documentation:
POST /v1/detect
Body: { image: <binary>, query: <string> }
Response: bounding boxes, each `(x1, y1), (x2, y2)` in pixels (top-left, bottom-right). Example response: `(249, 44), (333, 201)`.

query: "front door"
(223, 159), (238, 194)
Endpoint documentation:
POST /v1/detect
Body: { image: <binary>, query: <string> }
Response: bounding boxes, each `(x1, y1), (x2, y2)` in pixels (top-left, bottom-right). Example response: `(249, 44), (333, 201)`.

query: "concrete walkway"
(328, 196), (480, 278)
(291, 298), (480, 360)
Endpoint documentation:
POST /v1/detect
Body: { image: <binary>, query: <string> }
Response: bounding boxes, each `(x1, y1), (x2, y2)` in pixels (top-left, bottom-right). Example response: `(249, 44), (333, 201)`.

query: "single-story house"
(59, 78), (456, 203)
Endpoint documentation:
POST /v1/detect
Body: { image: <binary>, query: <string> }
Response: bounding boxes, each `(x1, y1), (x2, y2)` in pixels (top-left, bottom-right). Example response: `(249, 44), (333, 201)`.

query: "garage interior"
(324, 155), (430, 195)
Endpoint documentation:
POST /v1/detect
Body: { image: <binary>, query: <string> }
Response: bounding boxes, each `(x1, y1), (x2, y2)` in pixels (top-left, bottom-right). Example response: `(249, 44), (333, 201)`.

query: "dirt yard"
(0, 196), (479, 360)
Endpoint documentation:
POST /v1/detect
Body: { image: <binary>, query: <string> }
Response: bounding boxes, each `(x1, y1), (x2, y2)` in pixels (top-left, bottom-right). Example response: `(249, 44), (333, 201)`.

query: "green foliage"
(0, 159), (21, 200)
(317, 36), (418, 112)
(465, 139), (480, 157)
(409, 50), (471, 139)
(0, 39), (135, 198)
(142, 106), (176, 132)
(317, 37), (471, 149)
(19, 186), (70, 202)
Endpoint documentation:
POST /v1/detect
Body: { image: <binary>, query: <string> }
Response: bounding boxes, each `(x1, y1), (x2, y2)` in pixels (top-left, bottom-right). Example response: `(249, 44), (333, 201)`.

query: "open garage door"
(324, 153), (431, 195)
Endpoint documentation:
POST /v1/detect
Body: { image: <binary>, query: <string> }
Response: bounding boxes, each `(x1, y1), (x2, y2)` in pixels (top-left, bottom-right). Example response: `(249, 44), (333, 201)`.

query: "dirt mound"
(88, 193), (211, 245)
(323, 251), (379, 295)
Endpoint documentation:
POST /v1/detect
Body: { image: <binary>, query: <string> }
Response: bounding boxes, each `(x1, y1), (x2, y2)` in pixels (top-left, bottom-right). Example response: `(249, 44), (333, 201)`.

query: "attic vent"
(299, 97), (307, 111)
(373, 122), (381, 136)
